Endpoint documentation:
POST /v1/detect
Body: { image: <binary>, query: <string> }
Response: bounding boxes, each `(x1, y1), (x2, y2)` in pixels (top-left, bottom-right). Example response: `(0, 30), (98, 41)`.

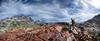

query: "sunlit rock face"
(0, 0), (100, 23)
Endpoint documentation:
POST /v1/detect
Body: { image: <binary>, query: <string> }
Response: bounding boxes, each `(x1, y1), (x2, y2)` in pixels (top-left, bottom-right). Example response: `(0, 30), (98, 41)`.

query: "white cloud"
(84, 0), (100, 8)
(0, 0), (100, 23)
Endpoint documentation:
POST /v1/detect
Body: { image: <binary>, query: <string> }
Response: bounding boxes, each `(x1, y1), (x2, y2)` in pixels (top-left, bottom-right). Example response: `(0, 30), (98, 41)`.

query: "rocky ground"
(0, 16), (99, 41)
(0, 22), (99, 41)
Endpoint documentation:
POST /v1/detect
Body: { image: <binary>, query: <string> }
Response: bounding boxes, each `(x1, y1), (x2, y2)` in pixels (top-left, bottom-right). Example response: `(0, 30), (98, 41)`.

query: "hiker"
(71, 18), (76, 26)
(70, 18), (76, 31)
(70, 18), (79, 34)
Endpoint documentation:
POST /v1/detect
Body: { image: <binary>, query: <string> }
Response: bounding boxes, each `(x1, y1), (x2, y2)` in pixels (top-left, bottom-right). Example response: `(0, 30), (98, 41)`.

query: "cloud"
(83, 0), (100, 8)
(0, 0), (100, 23)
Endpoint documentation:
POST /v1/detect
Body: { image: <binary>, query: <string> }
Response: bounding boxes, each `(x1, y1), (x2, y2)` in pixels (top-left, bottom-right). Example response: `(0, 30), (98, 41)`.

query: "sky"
(0, 0), (100, 23)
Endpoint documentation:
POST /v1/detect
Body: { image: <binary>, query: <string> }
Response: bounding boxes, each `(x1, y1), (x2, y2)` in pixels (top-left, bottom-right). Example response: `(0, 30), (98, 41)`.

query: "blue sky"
(0, 0), (100, 23)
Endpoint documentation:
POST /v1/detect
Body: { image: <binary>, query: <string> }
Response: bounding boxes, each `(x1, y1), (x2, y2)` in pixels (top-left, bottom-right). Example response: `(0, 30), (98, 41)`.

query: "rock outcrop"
(0, 19), (96, 41)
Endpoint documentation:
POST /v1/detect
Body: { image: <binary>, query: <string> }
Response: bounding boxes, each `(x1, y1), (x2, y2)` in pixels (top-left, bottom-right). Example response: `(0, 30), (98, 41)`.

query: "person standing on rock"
(71, 18), (76, 26)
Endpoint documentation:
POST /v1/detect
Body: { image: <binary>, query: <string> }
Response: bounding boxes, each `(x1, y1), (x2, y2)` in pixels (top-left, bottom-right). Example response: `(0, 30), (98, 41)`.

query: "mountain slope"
(0, 16), (41, 31)
(84, 14), (100, 38)
(84, 14), (100, 27)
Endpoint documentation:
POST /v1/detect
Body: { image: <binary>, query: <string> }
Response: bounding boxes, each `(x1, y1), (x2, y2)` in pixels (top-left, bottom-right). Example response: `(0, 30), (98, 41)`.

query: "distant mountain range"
(84, 14), (100, 27)
(0, 16), (41, 31)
